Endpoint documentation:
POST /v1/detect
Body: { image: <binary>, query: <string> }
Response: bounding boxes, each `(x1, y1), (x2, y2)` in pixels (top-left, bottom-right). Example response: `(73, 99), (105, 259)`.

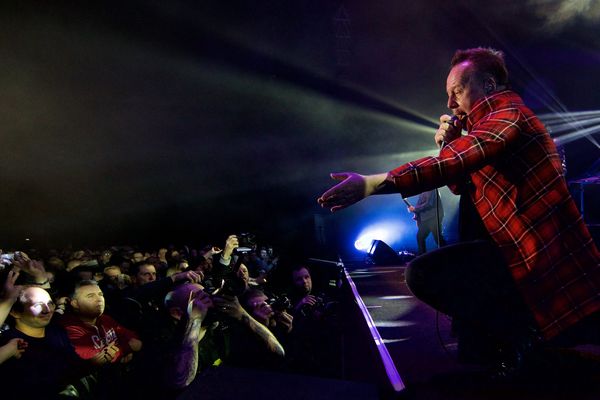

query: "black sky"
(1, 0), (599, 251)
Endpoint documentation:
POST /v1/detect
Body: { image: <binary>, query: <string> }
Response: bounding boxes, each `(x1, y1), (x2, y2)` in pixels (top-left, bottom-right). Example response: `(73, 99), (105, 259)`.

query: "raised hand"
(222, 235), (239, 261)
(2, 269), (22, 304)
(13, 252), (47, 284)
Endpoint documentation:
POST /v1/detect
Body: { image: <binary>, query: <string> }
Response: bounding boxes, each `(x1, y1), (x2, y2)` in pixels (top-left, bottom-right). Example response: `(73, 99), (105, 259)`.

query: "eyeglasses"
(28, 300), (56, 313)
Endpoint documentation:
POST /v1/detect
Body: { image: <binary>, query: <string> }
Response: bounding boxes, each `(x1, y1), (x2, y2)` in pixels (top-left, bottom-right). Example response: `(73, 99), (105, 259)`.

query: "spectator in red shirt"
(59, 280), (142, 365)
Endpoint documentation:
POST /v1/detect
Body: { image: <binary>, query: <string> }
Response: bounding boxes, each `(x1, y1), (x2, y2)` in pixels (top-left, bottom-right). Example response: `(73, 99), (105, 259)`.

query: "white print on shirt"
(91, 327), (118, 349)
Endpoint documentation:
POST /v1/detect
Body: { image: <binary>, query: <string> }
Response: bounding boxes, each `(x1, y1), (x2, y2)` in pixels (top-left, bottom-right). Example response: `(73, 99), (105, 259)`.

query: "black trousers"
(405, 240), (533, 339)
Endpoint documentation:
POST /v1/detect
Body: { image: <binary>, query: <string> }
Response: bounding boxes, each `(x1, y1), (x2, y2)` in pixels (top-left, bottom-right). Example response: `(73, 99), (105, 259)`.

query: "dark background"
(2, 0), (599, 255)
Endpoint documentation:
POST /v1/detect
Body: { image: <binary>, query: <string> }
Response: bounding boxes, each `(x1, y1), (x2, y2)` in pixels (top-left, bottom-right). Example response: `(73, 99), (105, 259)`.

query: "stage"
(346, 261), (600, 400)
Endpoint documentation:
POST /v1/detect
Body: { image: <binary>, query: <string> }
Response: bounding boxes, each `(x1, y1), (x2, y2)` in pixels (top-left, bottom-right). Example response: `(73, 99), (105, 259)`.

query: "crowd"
(0, 235), (342, 399)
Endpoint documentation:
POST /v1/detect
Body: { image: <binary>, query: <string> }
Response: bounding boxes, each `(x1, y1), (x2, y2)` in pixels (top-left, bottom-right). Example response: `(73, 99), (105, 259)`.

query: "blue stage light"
(354, 222), (407, 252)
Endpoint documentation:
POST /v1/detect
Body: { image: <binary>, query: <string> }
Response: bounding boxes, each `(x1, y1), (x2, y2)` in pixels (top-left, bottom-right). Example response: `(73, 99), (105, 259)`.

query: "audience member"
(131, 251), (145, 264)
(115, 261), (201, 338)
(59, 280), (142, 398)
(166, 259), (189, 278)
(287, 264), (342, 377)
(130, 282), (215, 398)
(59, 280), (142, 365)
(236, 262), (251, 294)
(240, 288), (294, 338)
(290, 265), (318, 316)
(98, 249), (113, 270)
(211, 292), (285, 371)
(0, 283), (88, 398)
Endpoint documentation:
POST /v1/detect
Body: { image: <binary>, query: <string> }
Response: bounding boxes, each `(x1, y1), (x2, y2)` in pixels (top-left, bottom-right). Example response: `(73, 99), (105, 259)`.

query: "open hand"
(317, 172), (367, 212)
(222, 235), (239, 260)
(2, 269), (22, 304)
(13, 252), (47, 283)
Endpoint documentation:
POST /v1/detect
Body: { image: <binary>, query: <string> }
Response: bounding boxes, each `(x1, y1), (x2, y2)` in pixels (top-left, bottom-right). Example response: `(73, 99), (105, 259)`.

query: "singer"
(318, 47), (600, 378)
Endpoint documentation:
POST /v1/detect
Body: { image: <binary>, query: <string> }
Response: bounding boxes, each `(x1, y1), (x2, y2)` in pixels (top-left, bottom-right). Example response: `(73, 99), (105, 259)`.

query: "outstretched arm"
(317, 172), (397, 212)
(318, 115), (466, 213)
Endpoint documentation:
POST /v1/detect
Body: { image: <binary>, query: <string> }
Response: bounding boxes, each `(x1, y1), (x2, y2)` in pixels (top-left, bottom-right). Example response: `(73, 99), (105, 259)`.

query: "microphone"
(440, 115), (460, 149)
(448, 115), (459, 127)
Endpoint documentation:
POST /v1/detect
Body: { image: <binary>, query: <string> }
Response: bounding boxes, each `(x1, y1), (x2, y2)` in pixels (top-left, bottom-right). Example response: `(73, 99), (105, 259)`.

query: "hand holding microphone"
(435, 114), (463, 148)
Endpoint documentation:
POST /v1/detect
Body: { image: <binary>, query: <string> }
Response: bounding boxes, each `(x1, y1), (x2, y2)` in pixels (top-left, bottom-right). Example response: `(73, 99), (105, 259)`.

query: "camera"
(299, 296), (324, 317)
(299, 293), (339, 318)
(0, 252), (19, 266)
(267, 295), (292, 313)
(236, 233), (256, 253)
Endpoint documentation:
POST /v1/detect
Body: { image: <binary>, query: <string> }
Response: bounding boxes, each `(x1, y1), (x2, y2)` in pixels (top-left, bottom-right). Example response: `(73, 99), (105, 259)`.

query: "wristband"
(219, 255), (231, 266)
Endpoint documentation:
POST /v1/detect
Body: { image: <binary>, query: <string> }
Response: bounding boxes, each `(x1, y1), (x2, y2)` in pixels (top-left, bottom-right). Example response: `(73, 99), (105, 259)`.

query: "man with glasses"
(0, 285), (85, 398)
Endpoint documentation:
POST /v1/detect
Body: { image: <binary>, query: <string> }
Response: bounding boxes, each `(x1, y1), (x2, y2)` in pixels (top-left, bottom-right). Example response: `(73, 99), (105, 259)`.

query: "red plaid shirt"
(389, 90), (600, 339)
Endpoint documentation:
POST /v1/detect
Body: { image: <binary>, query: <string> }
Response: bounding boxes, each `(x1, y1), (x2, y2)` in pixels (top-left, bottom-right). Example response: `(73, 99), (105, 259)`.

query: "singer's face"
(446, 61), (486, 116)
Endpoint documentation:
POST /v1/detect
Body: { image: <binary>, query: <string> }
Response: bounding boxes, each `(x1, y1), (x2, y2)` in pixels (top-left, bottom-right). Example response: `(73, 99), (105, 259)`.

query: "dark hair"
(239, 288), (265, 309)
(129, 261), (154, 276)
(291, 264), (311, 275)
(450, 47), (509, 86)
(69, 264), (97, 275)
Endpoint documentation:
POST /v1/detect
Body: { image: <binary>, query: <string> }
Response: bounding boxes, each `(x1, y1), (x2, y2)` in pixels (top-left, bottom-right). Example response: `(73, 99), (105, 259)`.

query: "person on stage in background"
(318, 47), (600, 378)
(406, 190), (447, 255)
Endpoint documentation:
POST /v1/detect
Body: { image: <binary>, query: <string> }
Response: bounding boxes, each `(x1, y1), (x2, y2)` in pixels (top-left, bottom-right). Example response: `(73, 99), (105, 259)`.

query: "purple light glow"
(344, 269), (405, 392)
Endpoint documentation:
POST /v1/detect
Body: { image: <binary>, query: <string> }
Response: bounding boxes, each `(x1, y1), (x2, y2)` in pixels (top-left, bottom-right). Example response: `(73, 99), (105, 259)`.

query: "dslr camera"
(267, 294), (292, 313)
(299, 293), (339, 318)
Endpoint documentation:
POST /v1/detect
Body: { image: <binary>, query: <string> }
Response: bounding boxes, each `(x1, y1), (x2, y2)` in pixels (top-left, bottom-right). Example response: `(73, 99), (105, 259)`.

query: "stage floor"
(346, 262), (600, 400)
